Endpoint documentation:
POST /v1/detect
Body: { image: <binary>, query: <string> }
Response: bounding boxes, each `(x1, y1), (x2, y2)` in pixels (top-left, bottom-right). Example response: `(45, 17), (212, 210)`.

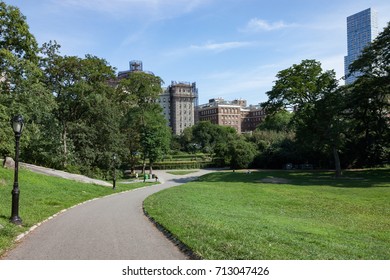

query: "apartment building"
(158, 81), (198, 135)
(116, 60), (266, 135)
(116, 61), (198, 135)
(196, 98), (266, 133)
(344, 8), (378, 84)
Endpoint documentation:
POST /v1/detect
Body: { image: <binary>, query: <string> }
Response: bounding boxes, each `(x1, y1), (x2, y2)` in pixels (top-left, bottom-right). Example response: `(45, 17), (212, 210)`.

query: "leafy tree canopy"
(263, 59), (338, 113)
(0, 2), (38, 61)
(257, 109), (293, 132)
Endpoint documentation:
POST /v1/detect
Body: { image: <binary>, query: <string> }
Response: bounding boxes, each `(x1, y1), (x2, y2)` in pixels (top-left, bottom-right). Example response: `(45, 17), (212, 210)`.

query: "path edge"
(0, 186), (149, 259)
(142, 203), (202, 260)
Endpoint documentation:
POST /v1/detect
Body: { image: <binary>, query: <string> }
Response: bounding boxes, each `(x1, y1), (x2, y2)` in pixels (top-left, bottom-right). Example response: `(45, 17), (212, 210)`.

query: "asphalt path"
(21, 163), (112, 187)
(3, 169), (213, 260)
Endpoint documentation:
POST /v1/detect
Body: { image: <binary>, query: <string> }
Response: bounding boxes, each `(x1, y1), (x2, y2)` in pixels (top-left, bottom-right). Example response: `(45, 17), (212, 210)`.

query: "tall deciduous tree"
(1, 2), (54, 160)
(189, 121), (237, 157)
(118, 72), (170, 174)
(264, 60), (337, 112)
(345, 22), (390, 166)
(40, 42), (120, 171)
(264, 60), (343, 176)
(140, 106), (171, 174)
(257, 109), (293, 132)
(0, 2), (38, 61)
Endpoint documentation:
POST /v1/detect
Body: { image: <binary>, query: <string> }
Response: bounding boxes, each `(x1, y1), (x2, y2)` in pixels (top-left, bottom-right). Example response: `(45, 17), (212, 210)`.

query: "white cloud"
(190, 41), (253, 53)
(241, 18), (297, 32)
(163, 41), (253, 58)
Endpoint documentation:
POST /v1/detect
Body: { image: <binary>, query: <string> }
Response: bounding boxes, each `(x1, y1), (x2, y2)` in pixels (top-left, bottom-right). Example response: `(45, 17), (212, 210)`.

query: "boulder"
(3, 157), (15, 169)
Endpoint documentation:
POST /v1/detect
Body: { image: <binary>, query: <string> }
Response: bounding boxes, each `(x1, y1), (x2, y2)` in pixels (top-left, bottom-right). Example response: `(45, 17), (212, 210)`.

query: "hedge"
(136, 161), (216, 170)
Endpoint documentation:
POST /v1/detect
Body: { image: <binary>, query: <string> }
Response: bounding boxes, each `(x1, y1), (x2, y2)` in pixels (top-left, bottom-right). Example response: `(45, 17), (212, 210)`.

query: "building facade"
(158, 81), (198, 135)
(241, 104), (267, 132)
(196, 98), (266, 133)
(197, 98), (242, 132)
(116, 61), (198, 135)
(344, 8), (378, 85)
(116, 61), (265, 135)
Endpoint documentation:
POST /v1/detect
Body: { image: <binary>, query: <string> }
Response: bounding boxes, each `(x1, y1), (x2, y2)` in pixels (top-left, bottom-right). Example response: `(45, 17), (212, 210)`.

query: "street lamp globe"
(11, 115), (24, 135)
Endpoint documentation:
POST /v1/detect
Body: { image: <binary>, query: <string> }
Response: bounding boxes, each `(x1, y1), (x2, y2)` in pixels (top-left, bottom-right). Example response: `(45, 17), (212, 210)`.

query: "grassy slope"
(0, 167), (153, 256)
(144, 169), (390, 260)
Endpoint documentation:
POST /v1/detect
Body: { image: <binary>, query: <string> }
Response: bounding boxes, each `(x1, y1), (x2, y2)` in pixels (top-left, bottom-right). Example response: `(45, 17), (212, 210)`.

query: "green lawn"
(0, 167), (153, 256)
(144, 169), (390, 260)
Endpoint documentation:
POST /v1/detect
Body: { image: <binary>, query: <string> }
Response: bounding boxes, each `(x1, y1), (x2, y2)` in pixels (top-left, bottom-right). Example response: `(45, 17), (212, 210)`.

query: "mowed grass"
(144, 169), (390, 260)
(0, 167), (154, 256)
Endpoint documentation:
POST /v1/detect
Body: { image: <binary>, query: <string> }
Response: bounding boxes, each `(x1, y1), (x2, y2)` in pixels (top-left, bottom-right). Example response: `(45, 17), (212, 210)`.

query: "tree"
(140, 107), (171, 173)
(118, 72), (170, 174)
(0, 2), (38, 61)
(1, 2), (54, 161)
(249, 129), (297, 169)
(263, 60), (338, 113)
(257, 109), (293, 132)
(40, 44), (80, 167)
(344, 22), (390, 166)
(264, 60), (343, 176)
(228, 137), (257, 169)
(121, 108), (142, 174)
(180, 121), (239, 167)
(117, 71), (163, 110)
(189, 121), (237, 158)
(295, 89), (346, 175)
(40, 42), (121, 172)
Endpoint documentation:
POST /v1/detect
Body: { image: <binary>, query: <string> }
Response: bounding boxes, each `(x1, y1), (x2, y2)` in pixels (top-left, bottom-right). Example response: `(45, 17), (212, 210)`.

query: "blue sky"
(5, 0), (390, 104)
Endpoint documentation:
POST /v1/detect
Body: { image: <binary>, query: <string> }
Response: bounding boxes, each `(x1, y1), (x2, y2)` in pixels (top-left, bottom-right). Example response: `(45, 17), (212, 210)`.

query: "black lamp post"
(112, 154), (116, 190)
(10, 115), (24, 225)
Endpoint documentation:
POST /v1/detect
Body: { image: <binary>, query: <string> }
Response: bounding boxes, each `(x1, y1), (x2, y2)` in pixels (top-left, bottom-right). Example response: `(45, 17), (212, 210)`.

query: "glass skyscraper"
(344, 8), (378, 85)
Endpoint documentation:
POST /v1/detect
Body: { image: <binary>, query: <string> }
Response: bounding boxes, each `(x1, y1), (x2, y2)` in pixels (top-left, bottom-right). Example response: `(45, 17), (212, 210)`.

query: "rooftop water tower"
(130, 60), (143, 72)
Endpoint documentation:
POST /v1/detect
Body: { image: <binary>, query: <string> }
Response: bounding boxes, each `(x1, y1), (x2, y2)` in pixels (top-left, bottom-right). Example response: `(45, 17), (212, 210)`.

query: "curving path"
(3, 169), (213, 260)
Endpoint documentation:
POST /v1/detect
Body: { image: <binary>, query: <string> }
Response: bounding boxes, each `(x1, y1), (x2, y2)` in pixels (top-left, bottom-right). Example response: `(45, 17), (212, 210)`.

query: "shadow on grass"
(170, 176), (203, 184)
(194, 169), (390, 188)
(0, 215), (9, 221)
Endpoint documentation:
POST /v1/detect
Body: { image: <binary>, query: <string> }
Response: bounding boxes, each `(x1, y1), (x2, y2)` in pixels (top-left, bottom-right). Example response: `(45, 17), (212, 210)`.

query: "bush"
(64, 165), (81, 174)
(140, 161), (216, 170)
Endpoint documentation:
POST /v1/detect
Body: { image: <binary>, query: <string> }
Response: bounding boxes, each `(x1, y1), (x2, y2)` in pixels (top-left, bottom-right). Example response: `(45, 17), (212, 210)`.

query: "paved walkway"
(21, 163), (112, 187)
(3, 169), (213, 260)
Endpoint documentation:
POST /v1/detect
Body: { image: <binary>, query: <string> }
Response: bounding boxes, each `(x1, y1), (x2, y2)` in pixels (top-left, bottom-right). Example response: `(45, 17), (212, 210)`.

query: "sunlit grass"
(144, 169), (390, 259)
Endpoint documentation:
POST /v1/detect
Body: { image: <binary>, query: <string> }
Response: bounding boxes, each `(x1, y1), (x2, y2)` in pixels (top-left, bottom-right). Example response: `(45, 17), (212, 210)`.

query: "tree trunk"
(333, 145), (342, 178)
(62, 123), (68, 167)
(149, 163), (153, 175)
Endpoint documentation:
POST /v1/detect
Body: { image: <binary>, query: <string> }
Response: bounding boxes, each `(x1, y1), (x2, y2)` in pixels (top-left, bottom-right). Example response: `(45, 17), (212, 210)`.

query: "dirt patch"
(259, 177), (290, 184)
(0, 179), (7, 187)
